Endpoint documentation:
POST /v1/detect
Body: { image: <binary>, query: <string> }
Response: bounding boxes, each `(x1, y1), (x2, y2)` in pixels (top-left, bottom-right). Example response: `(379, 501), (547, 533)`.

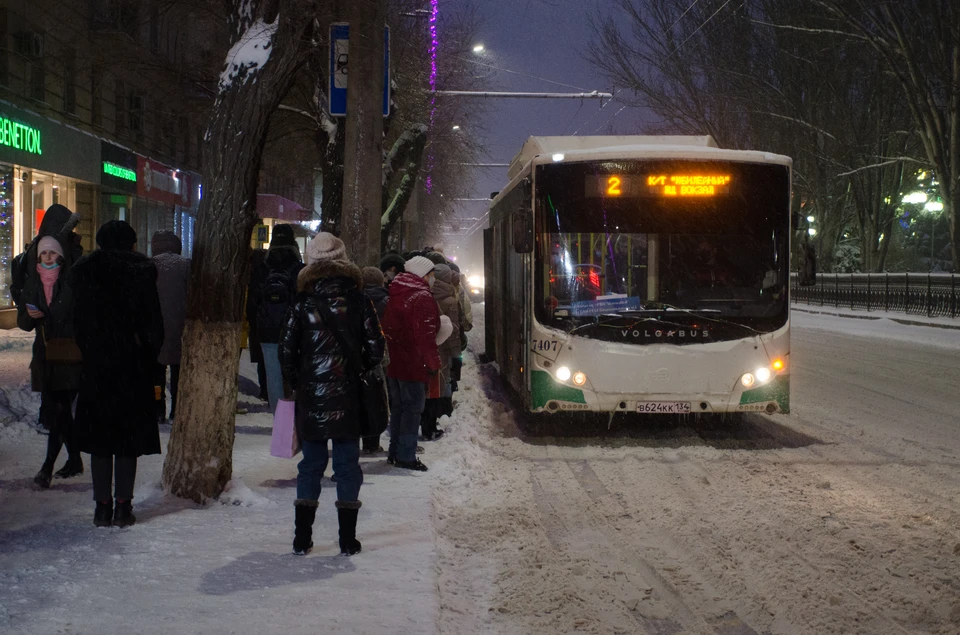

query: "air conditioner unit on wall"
(14, 31), (44, 58)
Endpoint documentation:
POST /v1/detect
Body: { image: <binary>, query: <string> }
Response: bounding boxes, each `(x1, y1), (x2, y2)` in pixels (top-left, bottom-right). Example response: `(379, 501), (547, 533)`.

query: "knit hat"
(270, 224), (297, 248)
(151, 230), (182, 255)
(305, 232), (346, 264)
(96, 220), (137, 251)
(425, 251), (447, 265)
(37, 236), (64, 259)
(361, 266), (385, 288)
(405, 255), (435, 279)
(433, 262), (453, 284)
(379, 253), (406, 274)
(436, 314), (454, 345)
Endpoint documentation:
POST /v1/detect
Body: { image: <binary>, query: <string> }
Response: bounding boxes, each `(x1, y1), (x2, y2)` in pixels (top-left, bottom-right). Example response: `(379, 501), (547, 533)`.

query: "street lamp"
(924, 200), (944, 269)
(472, 44), (485, 53)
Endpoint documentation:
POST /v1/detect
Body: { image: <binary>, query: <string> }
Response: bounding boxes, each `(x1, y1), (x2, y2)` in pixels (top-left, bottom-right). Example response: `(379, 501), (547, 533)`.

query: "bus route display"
(585, 174), (733, 198)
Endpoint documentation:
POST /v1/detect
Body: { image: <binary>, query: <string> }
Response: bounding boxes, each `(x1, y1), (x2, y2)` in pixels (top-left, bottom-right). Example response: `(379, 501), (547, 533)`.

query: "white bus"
(483, 136), (792, 420)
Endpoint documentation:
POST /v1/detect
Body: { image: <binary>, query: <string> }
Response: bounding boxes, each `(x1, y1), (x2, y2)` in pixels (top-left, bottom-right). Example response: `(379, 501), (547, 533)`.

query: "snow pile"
(218, 478), (275, 508)
(219, 17), (278, 91)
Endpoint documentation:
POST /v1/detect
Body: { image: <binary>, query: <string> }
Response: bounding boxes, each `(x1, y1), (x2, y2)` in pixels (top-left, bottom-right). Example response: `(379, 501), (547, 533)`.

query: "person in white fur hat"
(380, 255), (441, 471)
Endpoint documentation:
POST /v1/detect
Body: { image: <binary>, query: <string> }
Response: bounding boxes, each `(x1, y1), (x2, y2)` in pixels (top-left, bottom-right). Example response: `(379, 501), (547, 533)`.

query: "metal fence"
(790, 273), (959, 319)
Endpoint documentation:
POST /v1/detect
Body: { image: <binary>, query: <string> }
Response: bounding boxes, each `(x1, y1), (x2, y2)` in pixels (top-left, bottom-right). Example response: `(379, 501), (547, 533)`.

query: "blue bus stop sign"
(329, 23), (390, 117)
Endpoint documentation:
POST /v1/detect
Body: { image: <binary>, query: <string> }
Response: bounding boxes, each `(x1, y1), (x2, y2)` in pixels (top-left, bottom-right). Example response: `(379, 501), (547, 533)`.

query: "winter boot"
(336, 501), (362, 556)
(293, 500), (318, 555)
(395, 458), (428, 472)
(93, 501), (113, 527)
(113, 500), (136, 527)
(33, 463), (54, 489)
(54, 456), (84, 479)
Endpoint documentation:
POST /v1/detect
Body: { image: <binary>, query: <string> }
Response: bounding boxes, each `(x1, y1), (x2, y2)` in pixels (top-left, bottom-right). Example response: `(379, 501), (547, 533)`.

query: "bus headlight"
(555, 366), (571, 381)
(755, 367), (771, 383)
(741, 373), (756, 388)
(572, 371), (587, 386)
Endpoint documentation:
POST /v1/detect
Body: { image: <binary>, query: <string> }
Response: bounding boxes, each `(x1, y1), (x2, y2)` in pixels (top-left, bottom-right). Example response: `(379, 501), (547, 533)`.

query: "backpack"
(9, 249), (29, 306)
(258, 265), (298, 333)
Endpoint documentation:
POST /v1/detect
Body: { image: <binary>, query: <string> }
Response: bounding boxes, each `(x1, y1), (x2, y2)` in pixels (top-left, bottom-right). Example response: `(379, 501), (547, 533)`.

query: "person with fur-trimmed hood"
(70, 221), (164, 528)
(381, 255), (441, 471)
(422, 262), (460, 440)
(279, 232), (385, 557)
(17, 234), (84, 488)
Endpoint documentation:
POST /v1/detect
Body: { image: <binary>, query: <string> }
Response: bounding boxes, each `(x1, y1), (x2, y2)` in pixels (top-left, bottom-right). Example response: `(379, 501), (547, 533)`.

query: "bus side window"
(513, 212), (533, 253)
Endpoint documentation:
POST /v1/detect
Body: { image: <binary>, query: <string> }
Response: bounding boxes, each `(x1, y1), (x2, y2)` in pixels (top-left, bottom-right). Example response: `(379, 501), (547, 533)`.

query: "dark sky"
(442, 0), (647, 261)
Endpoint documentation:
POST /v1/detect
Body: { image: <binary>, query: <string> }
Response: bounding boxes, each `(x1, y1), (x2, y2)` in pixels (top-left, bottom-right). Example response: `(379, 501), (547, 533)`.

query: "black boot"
(336, 501), (362, 556)
(93, 501), (113, 527)
(54, 456), (84, 479)
(33, 463), (54, 489)
(293, 500), (318, 555)
(114, 500), (136, 527)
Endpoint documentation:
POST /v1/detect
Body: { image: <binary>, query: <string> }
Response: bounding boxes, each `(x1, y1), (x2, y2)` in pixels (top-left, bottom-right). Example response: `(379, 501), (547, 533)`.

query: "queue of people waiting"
(10, 207), (473, 558)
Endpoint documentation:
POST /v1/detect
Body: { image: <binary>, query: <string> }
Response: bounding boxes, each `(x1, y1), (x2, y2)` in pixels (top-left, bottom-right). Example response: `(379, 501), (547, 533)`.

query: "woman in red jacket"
(380, 256), (441, 471)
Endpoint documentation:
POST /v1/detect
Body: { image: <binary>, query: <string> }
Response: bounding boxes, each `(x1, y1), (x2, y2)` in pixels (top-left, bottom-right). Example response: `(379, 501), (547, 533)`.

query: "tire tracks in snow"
(612, 450), (934, 635)
(530, 444), (766, 635)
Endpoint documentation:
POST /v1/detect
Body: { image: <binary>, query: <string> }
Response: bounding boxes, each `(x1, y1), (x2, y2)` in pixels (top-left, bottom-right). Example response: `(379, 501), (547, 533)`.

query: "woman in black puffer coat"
(279, 233), (385, 557)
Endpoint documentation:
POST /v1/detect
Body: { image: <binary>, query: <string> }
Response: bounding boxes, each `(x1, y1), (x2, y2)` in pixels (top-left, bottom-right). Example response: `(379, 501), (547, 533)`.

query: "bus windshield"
(534, 160), (790, 338)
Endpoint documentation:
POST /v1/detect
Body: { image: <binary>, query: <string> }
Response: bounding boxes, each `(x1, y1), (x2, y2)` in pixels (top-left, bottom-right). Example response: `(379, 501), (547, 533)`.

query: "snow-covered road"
(432, 308), (960, 634)
(1, 307), (958, 634)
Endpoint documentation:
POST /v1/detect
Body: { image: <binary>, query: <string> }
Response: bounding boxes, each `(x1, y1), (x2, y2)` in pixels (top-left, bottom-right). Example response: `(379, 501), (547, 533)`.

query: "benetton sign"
(0, 115), (42, 155)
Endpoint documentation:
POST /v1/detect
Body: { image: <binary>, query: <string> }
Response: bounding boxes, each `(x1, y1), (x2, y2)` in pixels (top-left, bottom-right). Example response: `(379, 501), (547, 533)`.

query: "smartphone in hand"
(26, 303), (38, 311)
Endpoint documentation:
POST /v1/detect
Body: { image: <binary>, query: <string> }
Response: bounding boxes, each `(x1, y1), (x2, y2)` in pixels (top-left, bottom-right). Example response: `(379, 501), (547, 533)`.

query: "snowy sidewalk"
(0, 343), (439, 635)
(792, 301), (960, 329)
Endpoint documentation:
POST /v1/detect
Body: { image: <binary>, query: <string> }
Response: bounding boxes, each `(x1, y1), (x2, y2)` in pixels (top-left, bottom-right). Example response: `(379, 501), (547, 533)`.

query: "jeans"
(91, 455), (138, 502)
(154, 364), (181, 419)
(387, 378), (425, 463)
(260, 342), (283, 414)
(296, 438), (363, 502)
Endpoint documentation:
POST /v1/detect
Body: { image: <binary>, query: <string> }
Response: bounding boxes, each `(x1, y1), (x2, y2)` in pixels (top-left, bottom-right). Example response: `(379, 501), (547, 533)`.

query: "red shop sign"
(137, 156), (192, 206)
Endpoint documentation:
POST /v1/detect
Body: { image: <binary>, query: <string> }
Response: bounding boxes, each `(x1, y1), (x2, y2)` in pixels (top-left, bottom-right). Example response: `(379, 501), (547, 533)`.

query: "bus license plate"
(637, 401), (691, 414)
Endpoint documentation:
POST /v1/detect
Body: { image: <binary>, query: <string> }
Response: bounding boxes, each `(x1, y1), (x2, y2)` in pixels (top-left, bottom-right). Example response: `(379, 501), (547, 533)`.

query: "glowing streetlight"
(806, 215), (815, 223)
(807, 228), (817, 237)
(903, 191), (928, 204)
(924, 201), (944, 212)
(452, 125), (460, 131)
(472, 44), (485, 53)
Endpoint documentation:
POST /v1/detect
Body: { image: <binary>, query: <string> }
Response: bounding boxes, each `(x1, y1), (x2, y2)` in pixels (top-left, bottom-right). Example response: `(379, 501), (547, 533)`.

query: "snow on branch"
(749, 19), (865, 40)
(219, 17), (279, 92)
(836, 157), (927, 177)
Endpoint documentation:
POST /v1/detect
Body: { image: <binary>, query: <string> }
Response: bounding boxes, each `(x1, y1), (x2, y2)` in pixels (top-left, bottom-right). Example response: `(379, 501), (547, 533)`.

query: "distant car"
(466, 275), (484, 301)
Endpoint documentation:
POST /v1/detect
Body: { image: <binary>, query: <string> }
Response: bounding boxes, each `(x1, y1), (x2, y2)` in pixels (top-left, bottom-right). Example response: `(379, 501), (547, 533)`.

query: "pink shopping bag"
(270, 398), (301, 458)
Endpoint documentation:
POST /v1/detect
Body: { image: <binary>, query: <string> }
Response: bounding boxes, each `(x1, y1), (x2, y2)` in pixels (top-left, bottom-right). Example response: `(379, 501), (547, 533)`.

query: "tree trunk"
(341, 0), (386, 266)
(163, 0), (318, 503)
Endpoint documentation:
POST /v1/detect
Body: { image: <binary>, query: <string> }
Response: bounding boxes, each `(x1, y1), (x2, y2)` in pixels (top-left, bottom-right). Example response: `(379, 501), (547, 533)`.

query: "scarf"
(37, 262), (61, 308)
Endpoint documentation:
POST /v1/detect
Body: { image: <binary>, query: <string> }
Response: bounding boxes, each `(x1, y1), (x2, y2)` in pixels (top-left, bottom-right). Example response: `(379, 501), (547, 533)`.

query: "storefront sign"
(0, 115), (42, 155)
(103, 161), (136, 182)
(0, 101), (99, 182)
(137, 156), (192, 207)
(101, 141), (138, 194)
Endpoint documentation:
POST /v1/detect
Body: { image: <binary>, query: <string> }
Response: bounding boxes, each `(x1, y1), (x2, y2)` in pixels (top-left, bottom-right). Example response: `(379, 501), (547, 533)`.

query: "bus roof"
(507, 135), (790, 179)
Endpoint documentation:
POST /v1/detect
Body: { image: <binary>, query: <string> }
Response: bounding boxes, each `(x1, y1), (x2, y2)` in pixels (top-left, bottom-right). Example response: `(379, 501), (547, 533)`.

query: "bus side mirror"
(513, 211), (533, 253)
(799, 244), (817, 286)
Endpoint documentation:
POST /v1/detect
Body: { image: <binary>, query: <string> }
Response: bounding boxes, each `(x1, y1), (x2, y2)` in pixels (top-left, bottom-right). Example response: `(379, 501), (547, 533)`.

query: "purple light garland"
(425, 0), (439, 194)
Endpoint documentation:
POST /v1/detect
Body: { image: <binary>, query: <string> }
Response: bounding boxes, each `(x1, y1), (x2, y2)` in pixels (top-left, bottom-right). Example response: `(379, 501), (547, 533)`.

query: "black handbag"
(315, 298), (388, 437)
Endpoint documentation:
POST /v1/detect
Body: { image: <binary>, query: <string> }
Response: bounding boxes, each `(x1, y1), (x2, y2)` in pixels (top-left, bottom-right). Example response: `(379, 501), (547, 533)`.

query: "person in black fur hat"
(70, 220), (164, 528)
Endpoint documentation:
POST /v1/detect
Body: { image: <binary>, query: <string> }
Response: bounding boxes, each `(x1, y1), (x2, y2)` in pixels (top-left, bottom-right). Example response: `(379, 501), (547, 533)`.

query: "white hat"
(405, 255), (435, 279)
(305, 232), (346, 264)
(436, 314), (453, 345)
(37, 236), (64, 259)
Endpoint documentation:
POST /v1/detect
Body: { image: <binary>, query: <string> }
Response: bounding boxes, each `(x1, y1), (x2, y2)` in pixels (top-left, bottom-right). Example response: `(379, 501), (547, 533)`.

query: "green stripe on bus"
(531, 370), (587, 409)
(740, 375), (790, 412)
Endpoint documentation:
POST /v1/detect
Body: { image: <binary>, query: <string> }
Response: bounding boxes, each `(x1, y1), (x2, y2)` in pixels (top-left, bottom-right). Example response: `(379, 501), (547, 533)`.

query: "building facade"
(0, 0), (213, 321)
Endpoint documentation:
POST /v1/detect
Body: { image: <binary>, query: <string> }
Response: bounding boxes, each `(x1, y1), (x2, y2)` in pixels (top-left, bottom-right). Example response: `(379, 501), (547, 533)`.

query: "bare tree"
(810, 0), (960, 271)
(163, 0), (322, 502)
